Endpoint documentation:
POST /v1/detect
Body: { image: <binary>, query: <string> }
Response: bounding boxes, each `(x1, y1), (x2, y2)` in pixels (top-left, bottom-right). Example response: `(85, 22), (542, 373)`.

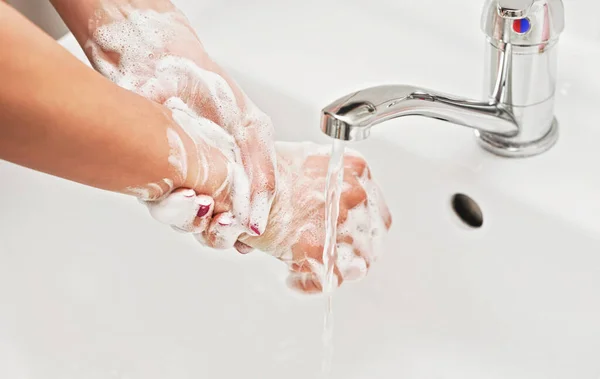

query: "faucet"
(320, 0), (565, 158)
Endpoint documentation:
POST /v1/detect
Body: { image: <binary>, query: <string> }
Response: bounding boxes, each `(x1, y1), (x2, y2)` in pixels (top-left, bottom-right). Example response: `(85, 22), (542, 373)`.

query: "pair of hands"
(86, 2), (391, 292)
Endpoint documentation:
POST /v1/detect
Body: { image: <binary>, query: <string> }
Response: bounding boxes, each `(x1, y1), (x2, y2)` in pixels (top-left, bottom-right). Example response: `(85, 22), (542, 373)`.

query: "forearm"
(0, 3), (184, 198)
(49, 0), (277, 226)
(49, 0), (178, 47)
(50, 0), (255, 117)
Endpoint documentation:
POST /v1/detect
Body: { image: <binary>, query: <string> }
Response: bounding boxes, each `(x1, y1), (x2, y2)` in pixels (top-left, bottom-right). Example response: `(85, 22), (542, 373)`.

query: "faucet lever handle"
(496, 0), (535, 18)
(482, 0), (564, 45)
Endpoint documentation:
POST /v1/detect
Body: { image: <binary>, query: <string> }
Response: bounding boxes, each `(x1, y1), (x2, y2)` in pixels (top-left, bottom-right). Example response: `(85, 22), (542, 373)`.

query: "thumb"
(146, 189), (214, 234)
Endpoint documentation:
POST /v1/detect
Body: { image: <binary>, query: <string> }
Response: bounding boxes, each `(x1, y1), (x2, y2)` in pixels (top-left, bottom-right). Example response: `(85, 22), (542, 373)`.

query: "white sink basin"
(2, 1), (600, 378)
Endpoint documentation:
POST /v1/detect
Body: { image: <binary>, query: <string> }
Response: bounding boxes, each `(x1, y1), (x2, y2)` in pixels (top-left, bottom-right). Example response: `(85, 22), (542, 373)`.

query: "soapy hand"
(242, 142), (392, 293)
(156, 142), (392, 293)
(82, 1), (392, 289)
(85, 2), (276, 244)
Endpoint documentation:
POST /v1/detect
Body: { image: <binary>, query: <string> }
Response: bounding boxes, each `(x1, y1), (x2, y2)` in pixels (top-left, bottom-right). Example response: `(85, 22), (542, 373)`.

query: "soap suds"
(86, 4), (270, 236)
(85, 4), (389, 275)
(167, 128), (187, 183)
(125, 186), (153, 200)
(162, 178), (174, 190)
(235, 141), (388, 290)
(148, 189), (214, 233)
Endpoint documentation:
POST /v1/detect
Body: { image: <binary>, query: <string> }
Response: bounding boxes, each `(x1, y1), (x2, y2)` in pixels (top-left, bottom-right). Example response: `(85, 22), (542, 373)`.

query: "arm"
(42, 0), (392, 292)
(49, 0), (179, 47)
(0, 2), (222, 200)
(49, 0), (277, 236)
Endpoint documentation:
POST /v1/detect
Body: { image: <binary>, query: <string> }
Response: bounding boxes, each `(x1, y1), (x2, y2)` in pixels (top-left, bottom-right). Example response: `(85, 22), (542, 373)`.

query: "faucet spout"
(320, 85), (519, 142)
(320, 1), (563, 156)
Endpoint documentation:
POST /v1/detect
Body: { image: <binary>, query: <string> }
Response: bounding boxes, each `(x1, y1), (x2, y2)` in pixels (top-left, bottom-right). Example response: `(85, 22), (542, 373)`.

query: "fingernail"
(197, 205), (210, 218)
(195, 196), (212, 206)
(250, 224), (261, 236)
(218, 213), (233, 226)
(195, 196), (212, 218)
(248, 192), (271, 236)
(183, 190), (196, 198)
(235, 242), (254, 255)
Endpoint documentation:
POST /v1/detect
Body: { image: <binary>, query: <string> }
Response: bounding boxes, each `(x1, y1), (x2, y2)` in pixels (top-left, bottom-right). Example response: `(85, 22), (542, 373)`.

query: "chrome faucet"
(320, 0), (565, 157)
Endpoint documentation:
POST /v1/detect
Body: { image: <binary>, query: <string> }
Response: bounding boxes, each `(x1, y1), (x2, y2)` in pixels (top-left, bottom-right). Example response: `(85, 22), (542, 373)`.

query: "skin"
(154, 142), (393, 294)
(241, 143), (393, 293)
(0, 0), (392, 293)
(0, 1), (228, 203)
(49, 0), (277, 223)
(0, 0), (264, 251)
(50, 0), (278, 251)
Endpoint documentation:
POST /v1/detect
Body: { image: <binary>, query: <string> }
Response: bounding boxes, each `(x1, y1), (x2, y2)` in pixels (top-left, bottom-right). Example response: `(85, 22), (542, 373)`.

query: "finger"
(287, 254), (330, 294)
(303, 155), (331, 177)
(375, 184), (392, 230)
(189, 195), (215, 233)
(286, 271), (322, 294)
(290, 245), (344, 292)
(336, 243), (369, 282)
(341, 176), (368, 210)
(304, 152), (367, 176)
(286, 265), (344, 294)
(337, 193), (379, 266)
(344, 155), (368, 176)
(234, 241), (254, 255)
(199, 212), (244, 249)
(364, 180), (392, 232)
(146, 189), (214, 233)
(235, 115), (277, 236)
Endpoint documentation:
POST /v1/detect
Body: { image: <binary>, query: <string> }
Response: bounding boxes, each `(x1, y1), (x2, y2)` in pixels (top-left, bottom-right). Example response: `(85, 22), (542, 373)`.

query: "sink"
(1, 0), (600, 378)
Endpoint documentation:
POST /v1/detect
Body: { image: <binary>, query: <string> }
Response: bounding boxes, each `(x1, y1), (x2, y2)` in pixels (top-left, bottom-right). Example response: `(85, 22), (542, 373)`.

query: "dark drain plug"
(451, 194), (483, 228)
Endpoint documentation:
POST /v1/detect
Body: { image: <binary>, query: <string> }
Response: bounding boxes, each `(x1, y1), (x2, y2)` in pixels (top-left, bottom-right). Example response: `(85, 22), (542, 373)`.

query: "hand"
(154, 142), (392, 293)
(84, 2), (276, 242)
(242, 142), (392, 293)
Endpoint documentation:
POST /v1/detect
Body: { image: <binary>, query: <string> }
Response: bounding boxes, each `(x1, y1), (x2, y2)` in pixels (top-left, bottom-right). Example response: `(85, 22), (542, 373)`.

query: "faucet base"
(475, 118), (559, 158)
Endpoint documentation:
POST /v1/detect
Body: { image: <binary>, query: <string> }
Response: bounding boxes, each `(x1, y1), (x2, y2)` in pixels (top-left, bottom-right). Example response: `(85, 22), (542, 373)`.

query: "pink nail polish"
(197, 205), (210, 218)
(250, 224), (261, 236)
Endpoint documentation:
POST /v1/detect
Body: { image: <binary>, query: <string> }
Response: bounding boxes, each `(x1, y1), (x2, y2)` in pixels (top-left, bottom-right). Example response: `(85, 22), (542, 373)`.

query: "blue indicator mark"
(513, 18), (531, 34)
